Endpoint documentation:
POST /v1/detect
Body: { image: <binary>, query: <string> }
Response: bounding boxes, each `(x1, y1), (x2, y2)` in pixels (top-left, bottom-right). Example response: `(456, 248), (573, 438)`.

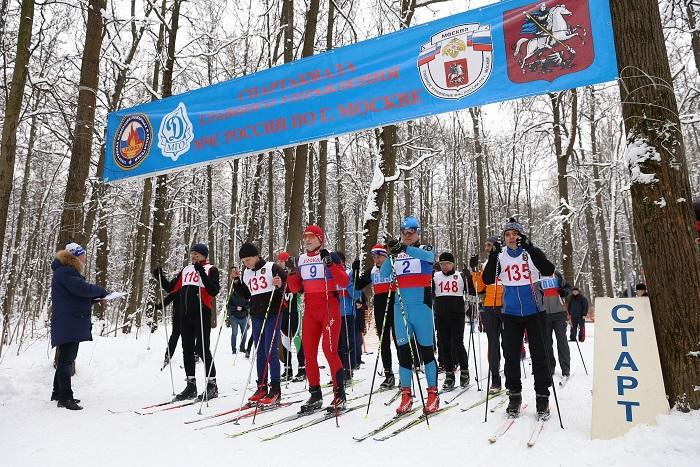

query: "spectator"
(567, 287), (588, 342)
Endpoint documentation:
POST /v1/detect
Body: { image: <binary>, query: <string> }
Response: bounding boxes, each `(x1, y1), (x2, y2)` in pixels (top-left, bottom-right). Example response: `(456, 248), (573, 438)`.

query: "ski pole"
(523, 252), (564, 429)
(233, 289), (276, 423)
(574, 336), (588, 375)
(252, 282), (288, 424)
(387, 254), (429, 428)
(366, 286), (393, 417)
(484, 342), (492, 422)
(197, 274), (236, 414)
(197, 269), (210, 412)
(469, 302), (481, 391)
(156, 270), (175, 395)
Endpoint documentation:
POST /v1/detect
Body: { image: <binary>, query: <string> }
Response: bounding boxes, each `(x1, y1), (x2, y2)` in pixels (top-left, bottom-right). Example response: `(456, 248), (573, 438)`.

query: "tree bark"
(685, 2), (700, 73)
(470, 107), (487, 252)
(267, 154), (274, 257)
(0, 0), (34, 272)
(611, 0), (700, 410)
(56, 0), (107, 248)
(335, 138), (346, 252)
(228, 159), (240, 267)
(282, 0), (294, 218)
(245, 154), (265, 243)
(285, 0), (320, 254)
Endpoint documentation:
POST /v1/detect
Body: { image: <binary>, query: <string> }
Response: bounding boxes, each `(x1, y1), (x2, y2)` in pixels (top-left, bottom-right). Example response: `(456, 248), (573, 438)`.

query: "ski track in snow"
(0, 325), (698, 466)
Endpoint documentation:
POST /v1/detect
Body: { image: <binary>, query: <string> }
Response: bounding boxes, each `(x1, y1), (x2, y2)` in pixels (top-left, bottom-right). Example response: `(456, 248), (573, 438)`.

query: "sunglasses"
(400, 228), (417, 235)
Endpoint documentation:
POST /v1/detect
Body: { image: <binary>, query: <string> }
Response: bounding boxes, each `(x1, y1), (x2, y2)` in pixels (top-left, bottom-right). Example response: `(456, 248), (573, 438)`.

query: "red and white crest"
(503, 0), (594, 83)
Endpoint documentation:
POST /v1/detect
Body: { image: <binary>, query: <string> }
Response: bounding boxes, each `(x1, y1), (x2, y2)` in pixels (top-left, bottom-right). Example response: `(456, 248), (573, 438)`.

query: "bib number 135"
(504, 263), (530, 282)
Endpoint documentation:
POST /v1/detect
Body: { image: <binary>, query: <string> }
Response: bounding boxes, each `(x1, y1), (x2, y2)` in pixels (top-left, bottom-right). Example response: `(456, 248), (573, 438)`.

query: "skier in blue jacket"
(381, 216), (439, 415)
(483, 218), (555, 419)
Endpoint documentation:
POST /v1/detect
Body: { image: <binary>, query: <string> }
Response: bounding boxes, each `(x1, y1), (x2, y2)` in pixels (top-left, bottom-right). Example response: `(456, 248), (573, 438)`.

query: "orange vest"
(472, 269), (503, 308)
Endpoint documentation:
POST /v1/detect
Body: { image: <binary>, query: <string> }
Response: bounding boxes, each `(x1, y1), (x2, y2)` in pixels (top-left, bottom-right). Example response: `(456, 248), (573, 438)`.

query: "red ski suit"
(287, 250), (349, 388)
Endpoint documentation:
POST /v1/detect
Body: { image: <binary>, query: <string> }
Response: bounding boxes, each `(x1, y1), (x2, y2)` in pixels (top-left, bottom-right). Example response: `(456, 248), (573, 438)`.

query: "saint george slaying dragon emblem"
(504, 0), (594, 83)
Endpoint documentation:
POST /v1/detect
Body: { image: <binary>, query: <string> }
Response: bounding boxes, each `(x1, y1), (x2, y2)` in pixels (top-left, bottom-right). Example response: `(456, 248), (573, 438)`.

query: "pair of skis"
(108, 394), (232, 415)
(488, 405), (550, 447)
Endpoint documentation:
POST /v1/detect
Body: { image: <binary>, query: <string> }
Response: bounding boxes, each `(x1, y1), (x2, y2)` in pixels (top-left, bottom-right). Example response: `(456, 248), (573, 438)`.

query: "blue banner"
(105, 0), (617, 182)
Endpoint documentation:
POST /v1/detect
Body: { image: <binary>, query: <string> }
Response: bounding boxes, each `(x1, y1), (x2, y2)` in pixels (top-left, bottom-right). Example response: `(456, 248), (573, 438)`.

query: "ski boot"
(442, 372), (455, 391)
(292, 367), (306, 382)
(174, 377), (198, 401)
(343, 368), (352, 387)
(379, 371), (395, 390)
(396, 387), (413, 415)
(488, 380), (502, 395)
(260, 382), (281, 406)
(51, 393), (80, 404)
(328, 384), (347, 412)
(248, 381), (267, 404)
(283, 366), (293, 382)
(299, 385), (323, 414)
(506, 391), (522, 417)
(460, 369), (470, 388)
(424, 386), (440, 414)
(198, 378), (218, 401)
(57, 398), (83, 411)
(536, 394), (550, 420)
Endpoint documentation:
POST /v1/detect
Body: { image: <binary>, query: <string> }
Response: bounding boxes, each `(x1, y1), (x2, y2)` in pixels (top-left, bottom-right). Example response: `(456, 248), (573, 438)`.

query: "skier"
(482, 218), (555, 418)
(381, 216), (439, 415)
(286, 225), (349, 412)
(275, 251), (304, 381)
(470, 235), (504, 393)
(566, 287), (588, 342)
(337, 252), (358, 383)
(231, 243), (286, 406)
(537, 271), (571, 379)
(433, 251), (470, 390)
(158, 243), (220, 401)
(226, 266), (250, 355)
(353, 244), (397, 389)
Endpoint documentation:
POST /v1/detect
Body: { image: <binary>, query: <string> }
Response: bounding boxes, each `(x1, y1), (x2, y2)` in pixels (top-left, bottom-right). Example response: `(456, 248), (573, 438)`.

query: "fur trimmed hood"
(53, 250), (84, 273)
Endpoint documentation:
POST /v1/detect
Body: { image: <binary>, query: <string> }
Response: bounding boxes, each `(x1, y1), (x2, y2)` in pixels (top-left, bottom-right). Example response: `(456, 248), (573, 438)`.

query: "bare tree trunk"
(267, 154), (274, 257)
(686, 2), (700, 73)
(151, 0), (182, 269)
(611, 0), (700, 411)
(335, 138), (346, 253)
(285, 0), (320, 253)
(470, 108), (487, 251)
(207, 166), (215, 264)
(403, 121), (413, 213)
(0, 0), (34, 273)
(307, 146), (315, 225)
(550, 90), (578, 284)
(282, 0), (294, 218)
(56, 0), (107, 248)
(246, 155), (265, 243)
(228, 159), (240, 266)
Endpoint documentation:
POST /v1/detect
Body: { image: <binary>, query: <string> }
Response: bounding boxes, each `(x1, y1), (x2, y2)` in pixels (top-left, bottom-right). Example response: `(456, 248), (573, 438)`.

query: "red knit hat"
(370, 244), (387, 256)
(303, 225), (324, 244)
(277, 251), (290, 262)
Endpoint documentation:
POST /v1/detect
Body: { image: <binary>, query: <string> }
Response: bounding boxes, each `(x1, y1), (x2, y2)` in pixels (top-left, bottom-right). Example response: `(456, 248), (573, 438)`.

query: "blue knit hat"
(66, 242), (86, 257)
(190, 243), (209, 258)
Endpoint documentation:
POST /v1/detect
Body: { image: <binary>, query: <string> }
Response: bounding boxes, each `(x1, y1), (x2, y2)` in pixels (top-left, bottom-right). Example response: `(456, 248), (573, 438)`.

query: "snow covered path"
(1, 324), (698, 466)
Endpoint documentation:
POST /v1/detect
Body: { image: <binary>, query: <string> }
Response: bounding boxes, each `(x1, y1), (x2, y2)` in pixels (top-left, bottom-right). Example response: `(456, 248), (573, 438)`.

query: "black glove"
(151, 267), (164, 278)
(352, 259), (360, 273)
(285, 256), (297, 273)
(225, 318), (231, 328)
(320, 249), (332, 266)
(386, 237), (404, 255)
(491, 241), (502, 255)
(154, 302), (163, 311)
(469, 254), (479, 270)
(516, 233), (533, 250)
(193, 262), (206, 274)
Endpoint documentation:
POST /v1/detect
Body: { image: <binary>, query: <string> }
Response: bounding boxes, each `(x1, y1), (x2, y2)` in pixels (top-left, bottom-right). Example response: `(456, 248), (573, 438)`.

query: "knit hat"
(501, 217), (525, 236)
(277, 251), (290, 262)
(238, 242), (259, 259)
(486, 235), (499, 244)
(190, 243), (209, 258)
(66, 242), (86, 257)
(635, 283), (647, 291)
(439, 252), (455, 263)
(303, 225), (324, 244)
(370, 244), (387, 256)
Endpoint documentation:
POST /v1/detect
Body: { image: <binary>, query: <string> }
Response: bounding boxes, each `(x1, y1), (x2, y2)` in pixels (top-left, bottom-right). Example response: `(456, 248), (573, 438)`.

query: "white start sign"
(591, 297), (668, 440)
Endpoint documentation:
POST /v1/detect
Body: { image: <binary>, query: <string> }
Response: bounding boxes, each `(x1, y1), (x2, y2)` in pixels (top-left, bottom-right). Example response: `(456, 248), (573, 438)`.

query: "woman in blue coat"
(51, 243), (107, 410)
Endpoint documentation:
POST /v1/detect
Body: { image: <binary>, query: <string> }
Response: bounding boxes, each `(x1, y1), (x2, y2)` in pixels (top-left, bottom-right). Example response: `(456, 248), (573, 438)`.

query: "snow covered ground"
(1, 323), (698, 467)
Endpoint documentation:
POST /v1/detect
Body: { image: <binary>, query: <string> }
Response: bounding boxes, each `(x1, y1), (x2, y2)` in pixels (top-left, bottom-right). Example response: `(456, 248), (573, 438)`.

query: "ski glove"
(516, 233), (533, 251)
(491, 241), (503, 255)
(320, 249), (332, 266)
(386, 238), (405, 255)
(469, 254), (479, 270)
(285, 256), (297, 273)
(352, 259), (360, 273)
(193, 262), (206, 275)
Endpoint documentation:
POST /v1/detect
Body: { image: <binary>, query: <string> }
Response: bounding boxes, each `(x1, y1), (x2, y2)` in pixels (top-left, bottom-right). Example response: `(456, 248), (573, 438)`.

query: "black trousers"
(435, 312), (468, 372)
(482, 307), (503, 385)
(546, 312), (571, 376)
(374, 303), (396, 373)
(166, 307), (181, 359)
(501, 312), (550, 396)
(181, 309), (216, 378)
(339, 315), (356, 370)
(53, 342), (79, 400)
